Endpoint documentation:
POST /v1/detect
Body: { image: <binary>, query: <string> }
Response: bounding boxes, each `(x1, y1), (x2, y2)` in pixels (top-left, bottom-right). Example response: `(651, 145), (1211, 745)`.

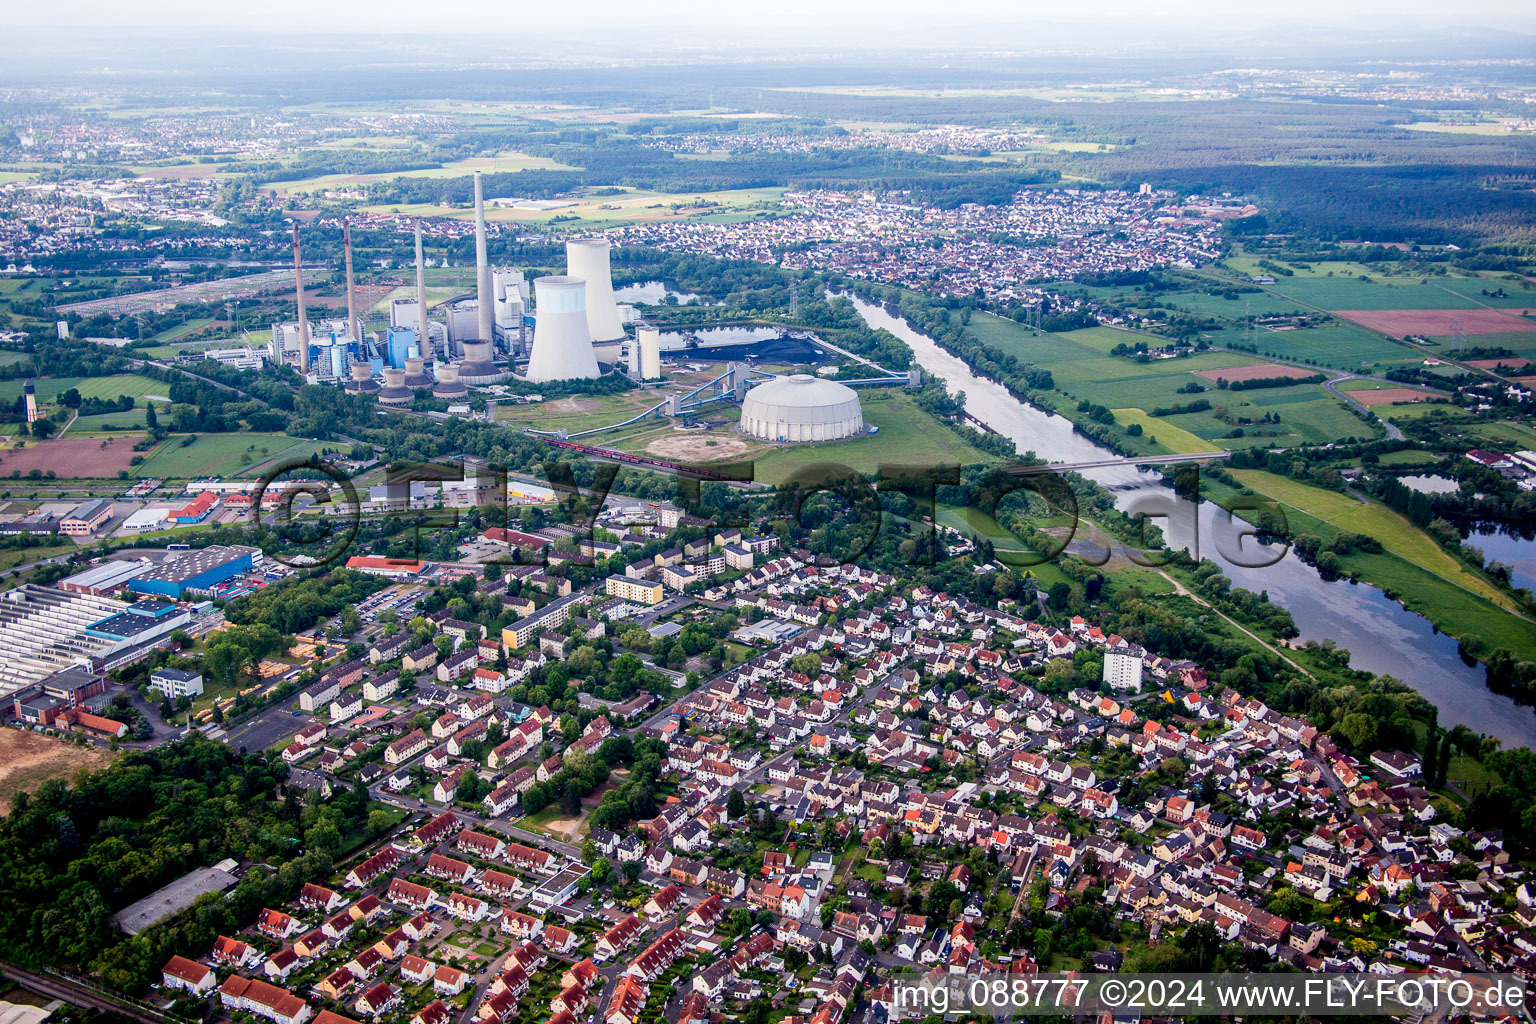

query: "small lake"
(847, 293), (1536, 747)
(1400, 474), (1461, 495)
(614, 280), (703, 305)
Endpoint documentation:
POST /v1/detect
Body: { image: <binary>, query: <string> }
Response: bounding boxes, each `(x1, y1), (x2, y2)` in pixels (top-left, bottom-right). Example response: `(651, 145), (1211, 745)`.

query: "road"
(1323, 375), (1405, 441)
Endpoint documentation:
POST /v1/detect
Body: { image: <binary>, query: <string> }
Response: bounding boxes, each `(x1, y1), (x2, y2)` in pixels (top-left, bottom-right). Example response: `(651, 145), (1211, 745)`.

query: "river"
(847, 294), (1536, 747)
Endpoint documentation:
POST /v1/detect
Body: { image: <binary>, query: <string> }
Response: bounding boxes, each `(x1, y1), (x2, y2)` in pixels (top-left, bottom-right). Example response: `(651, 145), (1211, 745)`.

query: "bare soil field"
(0, 435), (145, 477)
(547, 397), (603, 413)
(645, 433), (754, 462)
(0, 728), (116, 814)
(1194, 363), (1322, 383)
(1466, 357), (1533, 371)
(1350, 388), (1436, 406)
(1334, 308), (1536, 337)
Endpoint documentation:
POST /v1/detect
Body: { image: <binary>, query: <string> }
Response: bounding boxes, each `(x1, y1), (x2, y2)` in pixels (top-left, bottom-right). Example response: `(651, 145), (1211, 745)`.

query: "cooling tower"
(378, 367), (413, 405)
(638, 325), (662, 380)
(565, 238), (624, 343)
(526, 276), (600, 384)
(457, 340), (510, 385)
(292, 224), (310, 373)
(403, 356), (433, 389)
(345, 361), (379, 394)
(473, 172), (494, 343)
(433, 362), (468, 400)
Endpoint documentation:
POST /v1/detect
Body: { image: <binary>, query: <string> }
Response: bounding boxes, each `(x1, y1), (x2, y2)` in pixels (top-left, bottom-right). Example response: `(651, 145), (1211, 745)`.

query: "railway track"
(0, 961), (186, 1024)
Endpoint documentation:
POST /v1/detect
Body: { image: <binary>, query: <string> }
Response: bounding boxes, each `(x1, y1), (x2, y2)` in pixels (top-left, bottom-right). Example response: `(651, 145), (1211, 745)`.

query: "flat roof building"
(114, 863), (240, 935)
(130, 545), (256, 598)
(61, 499), (113, 536)
(59, 559), (150, 596)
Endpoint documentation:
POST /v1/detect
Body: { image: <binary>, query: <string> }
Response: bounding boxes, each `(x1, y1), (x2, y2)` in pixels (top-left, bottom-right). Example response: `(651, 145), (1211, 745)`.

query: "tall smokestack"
(343, 217), (359, 346)
(473, 171), (493, 342)
(415, 220), (429, 354)
(292, 223), (310, 374)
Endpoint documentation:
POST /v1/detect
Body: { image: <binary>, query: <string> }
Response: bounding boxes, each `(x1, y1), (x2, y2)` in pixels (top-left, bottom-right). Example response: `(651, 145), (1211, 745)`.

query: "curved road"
(1323, 374), (1404, 441)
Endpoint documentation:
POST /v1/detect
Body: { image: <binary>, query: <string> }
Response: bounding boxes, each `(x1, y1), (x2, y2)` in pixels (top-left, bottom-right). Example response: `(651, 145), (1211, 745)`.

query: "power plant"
(525, 276), (600, 383)
(260, 215), (647, 405)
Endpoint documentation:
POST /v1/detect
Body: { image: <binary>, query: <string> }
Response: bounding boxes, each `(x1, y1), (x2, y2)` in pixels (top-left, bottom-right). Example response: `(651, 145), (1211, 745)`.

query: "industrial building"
(150, 667), (205, 699)
(0, 585), (192, 700)
(129, 545), (257, 598)
(739, 374), (865, 442)
(60, 498), (113, 536)
(59, 559), (150, 596)
(170, 491), (220, 525)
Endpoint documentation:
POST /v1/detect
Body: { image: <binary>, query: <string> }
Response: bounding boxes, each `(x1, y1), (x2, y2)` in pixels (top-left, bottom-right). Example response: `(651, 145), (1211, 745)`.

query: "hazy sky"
(14, 0), (1536, 38)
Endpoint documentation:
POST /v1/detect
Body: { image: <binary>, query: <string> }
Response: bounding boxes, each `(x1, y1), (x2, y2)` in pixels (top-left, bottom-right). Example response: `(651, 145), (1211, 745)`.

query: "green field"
(959, 316), (1378, 445)
(68, 408), (149, 434)
(750, 390), (997, 485)
(1228, 468), (1519, 613)
(131, 433), (341, 479)
(0, 374), (167, 405)
(1420, 275), (1536, 310)
(256, 151), (580, 195)
(1111, 409), (1214, 454)
(363, 185), (787, 228)
(494, 391), (674, 435)
(1246, 323), (1422, 371)
(1262, 274), (1484, 311)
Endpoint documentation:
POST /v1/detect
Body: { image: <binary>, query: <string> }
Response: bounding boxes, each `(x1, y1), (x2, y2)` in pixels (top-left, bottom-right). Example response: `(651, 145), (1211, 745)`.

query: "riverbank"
(846, 292), (1536, 747)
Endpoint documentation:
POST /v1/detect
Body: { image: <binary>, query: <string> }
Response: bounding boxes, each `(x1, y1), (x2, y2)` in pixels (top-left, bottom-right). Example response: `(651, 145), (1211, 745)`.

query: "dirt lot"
(1194, 363), (1322, 383)
(1349, 387), (1436, 406)
(546, 397), (603, 413)
(0, 728), (116, 814)
(645, 433), (754, 462)
(0, 435), (146, 478)
(1334, 308), (1536, 338)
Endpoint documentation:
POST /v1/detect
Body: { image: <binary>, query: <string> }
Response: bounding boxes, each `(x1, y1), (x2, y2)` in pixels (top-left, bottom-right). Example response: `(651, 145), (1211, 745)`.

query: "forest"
(0, 738), (373, 994)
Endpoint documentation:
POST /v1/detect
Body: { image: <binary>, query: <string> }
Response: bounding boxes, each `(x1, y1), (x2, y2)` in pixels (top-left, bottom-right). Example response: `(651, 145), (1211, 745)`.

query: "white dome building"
(739, 374), (864, 443)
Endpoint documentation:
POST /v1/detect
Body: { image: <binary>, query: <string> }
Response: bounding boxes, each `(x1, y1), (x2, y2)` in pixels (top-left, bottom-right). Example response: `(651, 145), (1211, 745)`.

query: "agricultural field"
(1245, 322), (1425, 371)
(363, 185), (787, 228)
(67, 408), (150, 434)
(1419, 274), (1536, 309)
(1110, 409), (1213, 455)
(1258, 272), (1486, 311)
(130, 432), (340, 479)
(0, 436), (144, 477)
(749, 389), (997, 485)
(963, 316), (1380, 446)
(0, 374), (167, 406)
(253, 151), (581, 196)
